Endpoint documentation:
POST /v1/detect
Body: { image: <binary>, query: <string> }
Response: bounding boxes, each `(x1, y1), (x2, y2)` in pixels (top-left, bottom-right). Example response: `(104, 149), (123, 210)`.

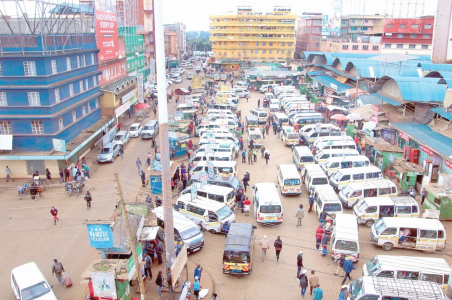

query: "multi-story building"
(137, 0), (155, 82)
(341, 14), (385, 42)
(381, 16), (434, 55)
(164, 31), (179, 60)
(295, 13), (322, 56)
(164, 22), (186, 57)
(209, 6), (297, 68)
(320, 37), (382, 53)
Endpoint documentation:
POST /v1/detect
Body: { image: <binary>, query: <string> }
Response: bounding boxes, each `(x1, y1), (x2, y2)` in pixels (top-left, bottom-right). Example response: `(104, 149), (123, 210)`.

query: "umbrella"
(346, 113), (363, 121)
(362, 121), (377, 132)
(330, 114), (348, 121)
(135, 103), (150, 109)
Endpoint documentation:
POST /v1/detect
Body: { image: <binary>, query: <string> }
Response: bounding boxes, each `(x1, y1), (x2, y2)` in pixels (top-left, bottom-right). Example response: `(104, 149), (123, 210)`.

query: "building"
(164, 31), (179, 60)
(209, 6), (297, 68)
(137, 0), (155, 84)
(295, 13), (322, 56)
(164, 22), (186, 57)
(381, 16), (434, 55)
(320, 37), (382, 53)
(341, 14), (385, 42)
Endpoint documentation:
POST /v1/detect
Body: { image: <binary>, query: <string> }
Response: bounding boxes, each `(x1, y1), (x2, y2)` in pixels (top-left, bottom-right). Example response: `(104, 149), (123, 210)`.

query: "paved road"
(1, 61), (452, 300)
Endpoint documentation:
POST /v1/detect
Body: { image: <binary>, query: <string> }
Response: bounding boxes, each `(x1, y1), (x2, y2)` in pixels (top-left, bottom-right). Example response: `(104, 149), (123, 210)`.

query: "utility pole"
(115, 173), (145, 300)
(155, 0), (176, 268)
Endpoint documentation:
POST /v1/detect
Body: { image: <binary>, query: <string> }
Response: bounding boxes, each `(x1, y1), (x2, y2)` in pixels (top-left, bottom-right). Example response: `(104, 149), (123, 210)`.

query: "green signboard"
(126, 243), (143, 281)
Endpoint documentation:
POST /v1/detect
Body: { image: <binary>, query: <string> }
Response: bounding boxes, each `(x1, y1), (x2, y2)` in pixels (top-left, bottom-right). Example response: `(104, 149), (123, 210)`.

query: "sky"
(162, 0), (437, 31)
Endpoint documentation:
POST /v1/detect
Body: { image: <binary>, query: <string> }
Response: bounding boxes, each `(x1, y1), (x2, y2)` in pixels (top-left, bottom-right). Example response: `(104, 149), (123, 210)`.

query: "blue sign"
(152, 159), (162, 171)
(150, 175), (162, 194)
(52, 138), (66, 152)
(207, 161), (214, 177)
(389, 154), (395, 164)
(87, 224), (113, 248)
(191, 184), (197, 199)
(200, 172), (208, 187)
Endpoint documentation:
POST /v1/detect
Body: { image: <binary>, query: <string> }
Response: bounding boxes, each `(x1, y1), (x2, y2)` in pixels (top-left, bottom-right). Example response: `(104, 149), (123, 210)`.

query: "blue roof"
(391, 77), (447, 103)
(417, 62), (452, 72)
(390, 123), (452, 159)
(314, 64), (356, 80)
(311, 75), (352, 93)
(373, 92), (402, 107)
(400, 69), (422, 77)
(307, 71), (325, 76)
(425, 71), (452, 79)
(431, 107), (452, 121)
(438, 78), (452, 87)
(359, 95), (386, 105)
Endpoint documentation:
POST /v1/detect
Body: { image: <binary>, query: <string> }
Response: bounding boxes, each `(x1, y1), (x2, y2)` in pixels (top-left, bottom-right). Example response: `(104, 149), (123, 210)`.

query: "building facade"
(295, 13), (322, 56)
(209, 6), (297, 63)
(164, 22), (186, 57)
(340, 14), (385, 42)
(164, 31), (179, 60)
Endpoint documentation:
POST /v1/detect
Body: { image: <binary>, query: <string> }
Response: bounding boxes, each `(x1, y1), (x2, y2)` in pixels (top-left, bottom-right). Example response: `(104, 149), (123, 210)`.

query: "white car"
(128, 123), (143, 137)
(167, 79), (173, 86)
(11, 262), (58, 300)
(173, 77), (183, 84)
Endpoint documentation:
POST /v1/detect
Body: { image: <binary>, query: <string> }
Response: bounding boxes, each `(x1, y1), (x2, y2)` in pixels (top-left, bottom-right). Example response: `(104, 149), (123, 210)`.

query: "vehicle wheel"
(208, 229), (216, 234)
(382, 243), (394, 251)
(365, 220), (374, 228)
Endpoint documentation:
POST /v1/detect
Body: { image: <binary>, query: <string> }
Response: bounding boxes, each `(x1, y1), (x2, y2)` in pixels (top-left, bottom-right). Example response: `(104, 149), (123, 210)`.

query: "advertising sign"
(126, 243), (143, 281)
(95, 0), (118, 62)
(138, 73), (144, 103)
(421, 145), (434, 156)
(192, 75), (202, 89)
(207, 161), (215, 177)
(87, 224), (113, 248)
(369, 115), (379, 123)
(191, 183), (197, 199)
(150, 175), (162, 194)
(98, 60), (127, 86)
(115, 101), (131, 117)
(424, 209), (441, 219)
(207, 133), (216, 144)
(90, 271), (117, 299)
(150, 58), (156, 82)
(446, 159), (452, 170)
(399, 131), (410, 143)
(52, 139), (66, 152)
(321, 0), (342, 36)
(200, 172), (208, 187)
(175, 111), (183, 121)
(185, 95), (193, 105)
(371, 105), (380, 112)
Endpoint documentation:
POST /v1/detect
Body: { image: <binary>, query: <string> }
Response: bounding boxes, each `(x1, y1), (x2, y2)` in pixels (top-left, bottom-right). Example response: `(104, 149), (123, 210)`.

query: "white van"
(339, 179), (398, 208)
(11, 262), (57, 300)
(201, 132), (238, 145)
(315, 149), (360, 164)
(253, 183), (283, 225)
(316, 140), (357, 152)
(153, 206), (204, 254)
(189, 161), (237, 177)
(281, 126), (299, 146)
(303, 129), (344, 144)
(207, 109), (238, 119)
(330, 166), (383, 192)
(181, 184), (236, 209)
(363, 255), (451, 290)
(234, 81), (248, 88)
(274, 113), (290, 126)
(198, 138), (239, 153)
(193, 140), (237, 157)
(189, 151), (233, 164)
(199, 136), (238, 148)
(176, 194), (236, 233)
(270, 104), (279, 112)
(301, 164), (329, 193)
(276, 164), (302, 195)
(270, 99), (280, 107)
(198, 127), (232, 138)
(312, 135), (353, 149)
(299, 124), (339, 136)
(248, 127), (263, 148)
(230, 87), (250, 98)
(331, 214), (360, 262)
(250, 108), (268, 123)
(354, 196), (420, 228)
(292, 146), (315, 170)
(312, 185), (343, 219)
(216, 91), (239, 103)
(321, 156), (370, 177)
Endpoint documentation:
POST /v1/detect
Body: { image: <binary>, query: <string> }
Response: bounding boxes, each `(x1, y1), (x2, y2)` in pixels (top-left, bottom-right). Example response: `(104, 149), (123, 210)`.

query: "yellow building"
(209, 6), (296, 67)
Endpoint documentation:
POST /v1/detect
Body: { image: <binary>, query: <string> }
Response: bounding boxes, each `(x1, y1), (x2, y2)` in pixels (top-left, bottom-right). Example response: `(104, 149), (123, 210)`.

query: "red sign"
(371, 105), (380, 112)
(98, 60), (127, 86)
(420, 145), (434, 156)
(95, 0), (119, 62)
(399, 131), (410, 142)
(445, 160), (452, 170)
(370, 115), (379, 123)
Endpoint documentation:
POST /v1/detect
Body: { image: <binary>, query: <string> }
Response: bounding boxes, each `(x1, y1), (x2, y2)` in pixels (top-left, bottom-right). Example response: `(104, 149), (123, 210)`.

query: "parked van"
(248, 127), (263, 148)
(189, 161), (237, 177)
(270, 99), (280, 107)
(198, 139), (238, 152)
(302, 129), (343, 144)
(292, 146), (315, 170)
(330, 166), (383, 192)
(363, 255), (450, 290)
(153, 206), (204, 254)
(339, 179), (398, 208)
(347, 276), (444, 300)
(213, 103), (237, 111)
(259, 83), (278, 93)
(189, 151), (233, 164)
(276, 164), (302, 195)
(199, 135), (238, 148)
(315, 149), (360, 164)
(330, 214), (360, 262)
(202, 132), (238, 145)
(354, 196), (420, 227)
(176, 195), (235, 233)
(189, 173), (243, 193)
(216, 91), (239, 102)
(245, 115), (259, 129)
(291, 114), (324, 127)
(207, 109), (238, 119)
(312, 185), (343, 219)
(316, 140), (357, 152)
(11, 262), (58, 300)
(321, 156), (370, 177)
(250, 108), (268, 123)
(274, 113), (290, 126)
(141, 120), (159, 139)
(198, 128), (232, 139)
(187, 72), (193, 79)
(253, 183), (283, 225)
(371, 217), (446, 252)
(269, 104), (279, 112)
(280, 126), (298, 146)
(312, 135), (353, 149)
(301, 164), (329, 193)
(181, 184), (236, 209)
(234, 81), (248, 88)
(230, 88), (250, 98)
(193, 140), (237, 157)
(223, 223), (255, 275)
(299, 123), (339, 136)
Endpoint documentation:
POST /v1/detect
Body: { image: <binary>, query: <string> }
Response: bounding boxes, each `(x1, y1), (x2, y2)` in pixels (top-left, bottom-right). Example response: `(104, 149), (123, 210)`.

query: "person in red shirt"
(315, 225), (324, 250)
(243, 197), (251, 217)
(189, 123), (194, 137)
(50, 206), (59, 225)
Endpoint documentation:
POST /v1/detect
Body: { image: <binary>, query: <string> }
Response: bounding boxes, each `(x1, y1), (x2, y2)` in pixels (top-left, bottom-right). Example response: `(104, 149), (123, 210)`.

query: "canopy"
(331, 114), (348, 121)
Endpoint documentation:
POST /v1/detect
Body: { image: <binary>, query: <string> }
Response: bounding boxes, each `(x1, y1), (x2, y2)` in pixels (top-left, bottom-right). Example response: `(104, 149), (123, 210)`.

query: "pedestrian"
(295, 204), (304, 226)
(153, 107), (157, 117)
(321, 233), (329, 256)
(155, 271), (164, 297)
(246, 94), (249, 102)
(146, 152), (152, 167)
(243, 196), (251, 216)
(242, 171), (250, 192)
(338, 285), (349, 300)
(50, 206), (59, 225)
(182, 172), (188, 190)
(258, 99), (260, 108)
(249, 139), (254, 150)
(341, 257), (356, 285)
(252, 148), (258, 162)
(140, 170), (146, 187)
(274, 236), (282, 263)
(59, 169), (64, 184)
(298, 269), (309, 297)
(235, 189), (243, 210)
(156, 241), (163, 265)
(296, 251), (304, 278)
(83, 164), (90, 180)
(119, 144), (124, 159)
(84, 191), (92, 209)
(308, 193), (314, 213)
(144, 252), (152, 280)
(247, 148), (253, 165)
(64, 168), (70, 182)
(309, 270), (319, 295)
(261, 146), (265, 158)
(264, 151), (270, 166)
(194, 264), (203, 282)
(313, 284), (323, 300)
(277, 126), (282, 138)
(259, 235), (270, 262)
(262, 126), (265, 138)
(193, 276), (200, 300)
(52, 259), (65, 285)
(211, 292), (219, 300)
(265, 123), (270, 135)
(242, 149), (246, 163)
(189, 122), (194, 137)
(335, 254), (346, 276)
(136, 157), (142, 174)
(5, 166), (13, 182)
(315, 225), (324, 250)
(421, 187), (426, 205)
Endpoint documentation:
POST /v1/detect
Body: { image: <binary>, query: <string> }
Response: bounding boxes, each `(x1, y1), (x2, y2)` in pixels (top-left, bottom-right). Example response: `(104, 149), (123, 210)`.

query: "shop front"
(100, 76), (137, 121)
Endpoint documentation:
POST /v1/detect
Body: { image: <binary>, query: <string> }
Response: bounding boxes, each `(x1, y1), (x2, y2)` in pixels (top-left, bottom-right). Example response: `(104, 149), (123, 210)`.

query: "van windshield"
(284, 179), (300, 186)
(299, 156), (314, 163)
(324, 203), (341, 212)
(366, 257), (381, 276)
(332, 171), (344, 181)
(250, 134), (261, 140)
(21, 281), (51, 300)
(180, 227), (201, 240)
(356, 200), (369, 212)
(374, 219), (387, 235)
(349, 278), (365, 299)
(217, 206), (233, 220)
(260, 205), (282, 213)
(227, 190), (235, 202)
(287, 133), (299, 139)
(335, 240), (358, 251)
(312, 178), (328, 185)
(223, 251), (250, 264)
(144, 126), (153, 130)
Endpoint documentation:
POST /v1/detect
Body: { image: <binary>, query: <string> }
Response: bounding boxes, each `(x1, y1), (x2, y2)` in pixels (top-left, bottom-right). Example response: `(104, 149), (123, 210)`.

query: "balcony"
(210, 29), (294, 35)
(210, 21), (295, 27)
(210, 35), (295, 42)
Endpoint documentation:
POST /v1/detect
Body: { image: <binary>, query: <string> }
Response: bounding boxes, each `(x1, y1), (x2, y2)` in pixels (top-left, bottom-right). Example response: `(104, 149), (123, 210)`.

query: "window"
(54, 88), (60, 102)
(51, 60), (57, 74)
(411, 24), (419, 29)
(72, 110), (77, 122)
(372, 45), (379, 51)
(0, 62), (2, 75)
(269, 50), (272, 54)
(77, 56), (81, 68)
(410, 33), (417, 38)
(277, 50), (280, 54)
(28, 92), (41, 106)
(79, 81), (84, 93)
(69, 83), (74, 96)
(362, 45), (369, 50)
(31, 121), (44, 134)
(342, 45), (349, 50)
(262, 42), (266, 46)
(420, 230), (437, 239)
(238, 42), (241, 46)
(352, 45), (359, 50)
(409, 44), (416, 49)
(424, 24), (432, 29)
(85, 79), (89, 90)
(399, 24), (406, 29)
(238, 52), (241, 57)
(66, 57), (71, 71)
(0, 92), (7, 106)
(269, 42), (273, 46)
(95, 99), (99, 108)
(421, 45), (429, 49)
(262, 50), (266, 54)
(397, 33), (404, 38)
(423, 34), (431, 39)
(58, 117), (64, 130)
(384, 44), (391, 48)
(281, 50), (285, 54)
(385, 33), (393, 37)
(381, 228), (397, 235)
(250, 50), (254, 54)
(82, 105), (86, 116)
(281, 42), (285, 46)
(0, 121), (12, 134)
(397, 44), (403, 48)
(255, 50), (259, 54)
(23, 61), (36, 76)
(82, 55), (86, 67)
(255, 42), (259, 46)
(288, 42), (292, 46)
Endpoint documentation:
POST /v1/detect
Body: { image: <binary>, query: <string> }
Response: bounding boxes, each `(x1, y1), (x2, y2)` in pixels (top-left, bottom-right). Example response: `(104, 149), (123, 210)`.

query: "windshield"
(217, 206), (233, 220)
(342, 186), (353, 198)
(356, 200), (369, 212)
(284, 179), (300, 186)
(299, 156), (314, 163)
(223, 251), (250, 264)
(227, 190), (235, 202)
(248, 120), (258, 125)
(250, 135), (261, 140)
(312, 178), (328, 185)
(332, 171), (343, 181)
(180, 227), (202, 240)
(280, 118), (289, 123)
(114, 135), (123, 140)
(260, 205), (282, 213)
(349, 278), (364, 300)
(287, 133), (299, 139)
(374, 219), (387, 234)
(324, 203), (342, 212)
(366, 257), (381, 276)
(100, 147), (111, 154)
(144, 126), (153, 130)
(335, 240), (358, 251)
(258, 112), (268, 117)
(21, 281), (51, 300)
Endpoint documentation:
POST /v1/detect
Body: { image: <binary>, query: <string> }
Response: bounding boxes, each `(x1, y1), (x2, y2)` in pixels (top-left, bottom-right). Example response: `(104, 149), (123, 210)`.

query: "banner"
(52, 139), (66, 152)
(399, 131), (410, 143)
(420, 145), (434, 156)
(95, 0), (118, 62)
(192, 75), (202, 89)
(138, 73), (144, 103)
(90, 271), (117, 299)
(87, 224), (114, 248)
(322, 0), (342, 36)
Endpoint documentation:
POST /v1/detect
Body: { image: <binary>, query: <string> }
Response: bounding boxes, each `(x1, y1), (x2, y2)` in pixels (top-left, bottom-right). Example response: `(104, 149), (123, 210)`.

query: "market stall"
(423, 180), (452, 220)
(364, 136), (404, 173)
(392, 157), (424, 192)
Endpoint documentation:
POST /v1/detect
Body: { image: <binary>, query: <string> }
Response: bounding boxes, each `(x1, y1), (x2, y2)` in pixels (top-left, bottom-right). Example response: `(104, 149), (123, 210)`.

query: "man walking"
(316, 225), (324, 250)
(264, 151), (270, 166)
(156, 241), (163, 265)
(248, 148), (253, 165)
(194, 264), (203, 282)
(259, 235), (270, 262)
(262, 126), (265, 139)
(308, 193), (314, 213)
(274, 236), (282, 263)
(5, 166), (13, 182)
(341, 257), (356, 285)
(296, 251), (304, 278)
(309, 270), (319, 295)
(257, 99), (260, 108)
(119, 145), (124, 159)
(144, 252), (152, 280)
(136, 157), (142, 174)
(50, 206), (59, 225)
(84, 191), (92, 209)
(140, 170), (146, 187)
(242, 171), (250, 192)
(335, 254), (346, 276)
(313, 284), (323, 300)
(242, 149), (246, 163)
(295, 204), (304, 226)
(298, 269), (309, 297)
(52, 259), (65, 285)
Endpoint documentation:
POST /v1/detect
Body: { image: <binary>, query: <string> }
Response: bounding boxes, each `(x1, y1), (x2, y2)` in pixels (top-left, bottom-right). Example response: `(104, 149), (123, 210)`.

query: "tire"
(208, 229), (216, 234)
(382, 242), (394, 251)
(365, 220), (374, 228)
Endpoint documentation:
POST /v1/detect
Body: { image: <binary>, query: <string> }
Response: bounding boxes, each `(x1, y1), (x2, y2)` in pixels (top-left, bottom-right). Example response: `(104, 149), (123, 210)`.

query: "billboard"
(95, 0), (119, 62)
(87, 224), (114, 248)
(322, 0), (342, 36)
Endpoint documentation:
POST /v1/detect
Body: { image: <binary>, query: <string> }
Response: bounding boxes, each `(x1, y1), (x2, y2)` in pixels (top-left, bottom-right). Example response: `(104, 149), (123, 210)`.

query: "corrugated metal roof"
(438, 78), (452, 87)
(100, 76), (136, 93)
(359, 95), (386, 105)
(314, 64), (357, 80)
(425, 71), (452, 79)
(391, 77), (447, 103)
(373, 92), (403, 107)
(311, 75), (353, 93)
(400, 69), (422, 77)
(431, 107), (452, 121)
(390, 122), (452, 159)
(418, 62), (452, 72)
(307, 71), (325, 76)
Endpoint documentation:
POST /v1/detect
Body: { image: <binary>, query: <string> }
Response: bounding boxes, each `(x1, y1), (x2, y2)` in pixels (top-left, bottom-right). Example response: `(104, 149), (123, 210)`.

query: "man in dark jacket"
(242, 171), (250, 192)
(335, 254), (346, 276)
(235, 189), (243, 211)
(296, 251), (304, 278)
(274, 236), (283, 263)
(341, 258), (356, 285)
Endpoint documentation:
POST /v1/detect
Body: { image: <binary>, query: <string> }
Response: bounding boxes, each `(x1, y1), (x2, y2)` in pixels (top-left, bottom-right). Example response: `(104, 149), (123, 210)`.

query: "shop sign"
(399, 131), (410, 142)
(207, 161), (214, 176)
(175, 111), (183, 121)
(52, 139), (66, 152)
(95, 0), (118, 62)
(330, 83), (338, 91)
(87, 224), (113, 248)
(200, 172), (208, 187)
(446, 159), (452, 170)
(185, 95), (193, 105)
(90, 271), (117, 299)
(371, 105), (380, 112)
(137, 73), (144, 103)
(420, 145), (434, 156)
(326, 97), (333, 104)
(389, 154), (395, 163)
(370, 115), (379, 123)
(424, 209), (440, 219)
(115, 101), (131, 117)
(122, 90), (136, 104)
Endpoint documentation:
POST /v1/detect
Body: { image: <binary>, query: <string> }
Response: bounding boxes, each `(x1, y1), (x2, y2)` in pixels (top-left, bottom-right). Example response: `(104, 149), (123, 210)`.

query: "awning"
(307, 71), (324, 76)
(312, 75), (352, 93)
(336, 75), (349, 84)
(431, 107), (452, 121)
(373, 92), (403, 107)
(139, 227), (159, 241)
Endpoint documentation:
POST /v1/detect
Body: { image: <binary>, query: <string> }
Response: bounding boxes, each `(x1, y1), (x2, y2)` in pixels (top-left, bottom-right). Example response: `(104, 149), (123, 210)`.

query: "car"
(166, 79), (174, 86)
(11, 262), (57, 300)
(175, 88), (191, 95)
(128, 123), (143, 137)
(142, 120), (159, 139)
(170, 73), (179, 79)
(113, 130), (130, 146)
(176, 68), (185, 74)
(97, 142), (120, 163)
(173, 77), (183, 84)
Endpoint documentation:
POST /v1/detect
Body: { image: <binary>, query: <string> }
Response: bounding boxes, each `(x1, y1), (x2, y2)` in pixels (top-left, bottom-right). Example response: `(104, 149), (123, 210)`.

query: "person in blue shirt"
(194, 265), (203, 283)
(341, 258), (356, 285)
(313, 284), (323, 300)
(193, 276), (201, 300)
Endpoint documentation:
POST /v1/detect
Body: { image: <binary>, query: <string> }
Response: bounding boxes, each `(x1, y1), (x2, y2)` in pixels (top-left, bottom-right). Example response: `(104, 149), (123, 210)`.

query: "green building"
(119, 26), (145, 83)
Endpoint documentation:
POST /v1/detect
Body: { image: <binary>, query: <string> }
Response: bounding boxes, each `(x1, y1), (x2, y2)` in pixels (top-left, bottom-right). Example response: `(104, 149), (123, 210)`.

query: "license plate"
(230, 266), (241, 270)
(192, 247), (201, 253)
(231, 269), (242, 272)
(265, 216), (276, 220)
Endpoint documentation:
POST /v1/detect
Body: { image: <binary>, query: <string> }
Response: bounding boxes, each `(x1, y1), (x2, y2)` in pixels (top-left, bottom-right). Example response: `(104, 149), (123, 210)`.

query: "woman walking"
(243, 197), (251, 216)
(155, 271), (164, 297)
(274, 236), (282, 263)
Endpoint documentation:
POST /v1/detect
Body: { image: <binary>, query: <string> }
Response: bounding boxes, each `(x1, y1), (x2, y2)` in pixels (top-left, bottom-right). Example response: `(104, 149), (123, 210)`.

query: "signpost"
(86, 223), (114, 248)
(52, 139), (67, 152)
(207, 161), (214, 177)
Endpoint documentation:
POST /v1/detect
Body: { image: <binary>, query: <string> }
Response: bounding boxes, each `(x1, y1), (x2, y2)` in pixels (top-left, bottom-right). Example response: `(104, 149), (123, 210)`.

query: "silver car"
(97, 142), (120, 163)
(129, 123), (143, 137)
(141, 120), (159, 140)
(113, 130), (130, 146)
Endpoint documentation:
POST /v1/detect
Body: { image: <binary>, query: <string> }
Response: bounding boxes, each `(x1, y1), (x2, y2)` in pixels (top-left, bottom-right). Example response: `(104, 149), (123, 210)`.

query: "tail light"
(281, 213), (283, 218)
(224, 265), (230, 270)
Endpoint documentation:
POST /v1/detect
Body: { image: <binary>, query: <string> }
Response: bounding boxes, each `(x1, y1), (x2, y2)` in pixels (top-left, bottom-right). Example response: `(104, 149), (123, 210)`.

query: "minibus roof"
(224, 223), (254, 252)
(368, 255), (450, 273)
(177, 194), (228, 210)
(381, 217), (445, 230)
(362, 196), (416, 206)
(293, 146), (313, 156)
(254, 183), (281, 204)
(343, 179), (396, 190)
(152, 206), (198, 231)
(333, 166), (382, 175)
(277, 164), (301, 179)
(313, 185), (340, 202)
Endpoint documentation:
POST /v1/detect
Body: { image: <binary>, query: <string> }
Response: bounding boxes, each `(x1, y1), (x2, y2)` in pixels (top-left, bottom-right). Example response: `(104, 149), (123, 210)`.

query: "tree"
(285, 50), (293, 64)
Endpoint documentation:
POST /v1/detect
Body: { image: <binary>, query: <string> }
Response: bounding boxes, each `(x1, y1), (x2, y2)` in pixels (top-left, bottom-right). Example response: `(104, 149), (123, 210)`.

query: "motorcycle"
(65, 181), (84, 197)
(17, 183), (30, 200)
